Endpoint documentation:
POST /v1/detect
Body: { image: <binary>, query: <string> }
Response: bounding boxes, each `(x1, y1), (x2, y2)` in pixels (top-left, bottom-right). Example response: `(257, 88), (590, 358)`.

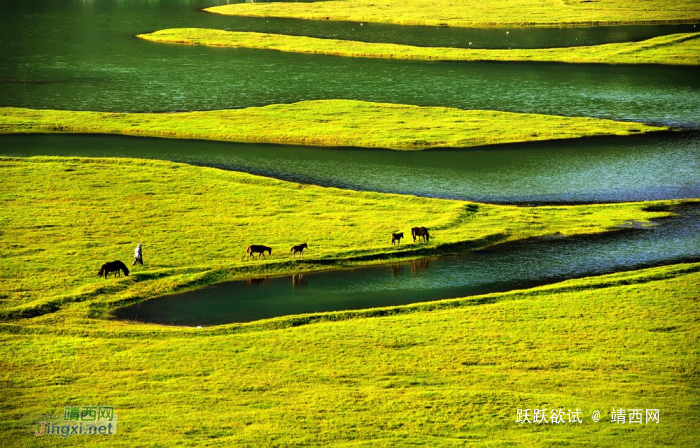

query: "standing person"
(132, 243), (143, 266)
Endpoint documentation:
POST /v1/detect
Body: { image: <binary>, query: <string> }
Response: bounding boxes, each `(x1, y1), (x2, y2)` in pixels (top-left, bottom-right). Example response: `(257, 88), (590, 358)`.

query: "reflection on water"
(113, 205), (700, 326)
(0, 1), (698, 125)
(2, 133), (697, 204)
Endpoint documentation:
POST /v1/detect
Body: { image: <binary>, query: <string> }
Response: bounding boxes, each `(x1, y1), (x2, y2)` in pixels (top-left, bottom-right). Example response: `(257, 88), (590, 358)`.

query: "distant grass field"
(0, 101), (666, 151)
(1, 260), (698, 446)
(205, 0), (700, 28)
(139, 29), (700, 66)
(0, 156), (683, 321)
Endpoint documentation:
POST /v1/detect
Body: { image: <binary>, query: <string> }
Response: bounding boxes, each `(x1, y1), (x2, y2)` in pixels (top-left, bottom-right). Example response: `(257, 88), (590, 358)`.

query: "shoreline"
(0, 101), (668, 151)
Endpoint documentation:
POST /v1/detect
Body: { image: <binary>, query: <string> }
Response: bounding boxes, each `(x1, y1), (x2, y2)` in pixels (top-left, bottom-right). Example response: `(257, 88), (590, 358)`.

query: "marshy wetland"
(1, 0), (699, 446)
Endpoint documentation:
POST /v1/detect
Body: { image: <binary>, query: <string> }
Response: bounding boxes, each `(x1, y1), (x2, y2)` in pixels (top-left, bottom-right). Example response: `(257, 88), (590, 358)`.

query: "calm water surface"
(114, 204), (700, 325)
(1, 1), (699, 127)
(2, 132), (697, 203)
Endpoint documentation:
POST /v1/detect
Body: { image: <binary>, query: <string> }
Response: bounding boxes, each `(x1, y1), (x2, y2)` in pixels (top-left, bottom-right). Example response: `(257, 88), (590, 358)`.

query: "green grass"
(0, 101), (667, 151)
(0, 156), (685, 320)
(1, 260), (698, 446)
(205, 0), (700, 28)
(1, 157), (697, 446)
(140, 29), (700, 66)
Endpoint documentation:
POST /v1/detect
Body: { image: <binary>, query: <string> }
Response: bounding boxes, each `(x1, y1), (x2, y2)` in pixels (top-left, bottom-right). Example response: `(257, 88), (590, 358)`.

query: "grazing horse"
(246, 244), (272, 259)
(411, 226), (430, 242)
(98, 260), (130, 279)
(391, 232), (404, 246)
(291, 243), (308, 258)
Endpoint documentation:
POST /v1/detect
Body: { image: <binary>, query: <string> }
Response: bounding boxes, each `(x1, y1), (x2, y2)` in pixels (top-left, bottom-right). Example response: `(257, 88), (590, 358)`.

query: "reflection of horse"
(292, 274), (308, 288)
(391, 232), (404, 246)
(246, 245), (272, 259)
(291, 243), (308, 258)
(411, 227), (430, 242)
(411, 258), (430, 274)
(98, 261), (129, 279)
(246, 278), (269, 285)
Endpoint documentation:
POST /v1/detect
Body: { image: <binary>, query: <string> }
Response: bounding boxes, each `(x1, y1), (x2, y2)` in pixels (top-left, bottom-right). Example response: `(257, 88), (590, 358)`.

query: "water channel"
(114, 204), (700, 325)
(1, 1), (699, 127)
(1, 132), (698, 204)
(2, 0), (698, 323)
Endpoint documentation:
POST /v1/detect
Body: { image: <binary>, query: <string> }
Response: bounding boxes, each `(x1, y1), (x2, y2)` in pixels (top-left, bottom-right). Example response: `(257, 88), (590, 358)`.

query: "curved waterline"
(2, 132), (697, 204)
(114, 204), (700, 326)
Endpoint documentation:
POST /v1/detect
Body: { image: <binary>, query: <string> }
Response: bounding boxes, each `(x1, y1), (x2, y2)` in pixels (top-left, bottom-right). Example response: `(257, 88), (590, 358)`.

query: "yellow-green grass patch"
(205, 0), (700, 28)
(0, 157), (684, 321)
(0, 101), (667, 151)
(1, 262), (698, 446)
(139, 29), (700, 66)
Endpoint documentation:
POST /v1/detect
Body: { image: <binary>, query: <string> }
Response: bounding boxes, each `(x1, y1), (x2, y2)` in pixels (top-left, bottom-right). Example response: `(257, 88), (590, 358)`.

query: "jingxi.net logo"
(34, 406), (117, 438)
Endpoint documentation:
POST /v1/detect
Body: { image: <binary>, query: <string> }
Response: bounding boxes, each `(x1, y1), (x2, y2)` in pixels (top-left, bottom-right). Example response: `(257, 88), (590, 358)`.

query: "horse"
(246, 245), (272, 259)
(98, 260), (129, 279)
(391, 232), (404, 246)
(411, 226), (430, 242)
(291, 243), (308, 258)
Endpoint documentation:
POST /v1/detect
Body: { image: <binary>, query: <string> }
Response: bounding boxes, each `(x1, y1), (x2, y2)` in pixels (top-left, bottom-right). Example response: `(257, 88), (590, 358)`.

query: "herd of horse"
(99, 227), (430, 278)
(246, 226), (430, 260)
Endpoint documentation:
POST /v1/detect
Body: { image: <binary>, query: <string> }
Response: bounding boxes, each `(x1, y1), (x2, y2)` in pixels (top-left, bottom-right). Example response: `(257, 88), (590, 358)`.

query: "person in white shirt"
(132, 243), (143, 266)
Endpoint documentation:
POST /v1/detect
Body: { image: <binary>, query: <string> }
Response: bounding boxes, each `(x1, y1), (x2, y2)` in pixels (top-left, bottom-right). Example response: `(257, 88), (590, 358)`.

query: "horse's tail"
(290, 246), (294, 252)
(246, 245), (251, 254)
(98, 266), (105, 277)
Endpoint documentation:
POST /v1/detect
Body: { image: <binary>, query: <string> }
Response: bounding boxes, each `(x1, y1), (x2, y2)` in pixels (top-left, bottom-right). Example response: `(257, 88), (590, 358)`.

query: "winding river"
(2, 0), (698, 323)
(1, 132), (698, 204)
(115, 204), (700, 325)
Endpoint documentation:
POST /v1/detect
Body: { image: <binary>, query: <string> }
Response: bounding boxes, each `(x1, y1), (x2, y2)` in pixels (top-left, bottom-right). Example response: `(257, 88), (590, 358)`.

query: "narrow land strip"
(205, 0), (700, 28)
(139, 29), (700, 66)
(0, 101), (666, 151)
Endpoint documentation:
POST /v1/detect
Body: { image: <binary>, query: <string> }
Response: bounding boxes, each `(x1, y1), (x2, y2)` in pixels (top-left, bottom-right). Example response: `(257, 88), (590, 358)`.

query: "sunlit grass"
(0, 101), (667, 151)
(1, 262), (698, 446)
(0, 156), (683, 319)
(139, 29), (700, 66)
(205, 0), (700, 28)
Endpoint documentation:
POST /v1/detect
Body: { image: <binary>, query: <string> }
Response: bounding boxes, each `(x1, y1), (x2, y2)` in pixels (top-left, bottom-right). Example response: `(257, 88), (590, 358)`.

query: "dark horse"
(291, 243), (308, 258)
(391, 232), (404, 246)
(98, 260), (130, 279)
(246, 244), (272, 259)
(411, 227), (430, 242)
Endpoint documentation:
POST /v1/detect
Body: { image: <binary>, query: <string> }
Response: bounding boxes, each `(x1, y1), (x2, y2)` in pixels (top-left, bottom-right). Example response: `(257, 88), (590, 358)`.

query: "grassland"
(1, 258), (698, 446)
(0, 156), (686, 318)
(139, 29), (700, 66)
(1, 157), (697, 446)
(0, 101), (666, 151)
(205, 0), (700, 28)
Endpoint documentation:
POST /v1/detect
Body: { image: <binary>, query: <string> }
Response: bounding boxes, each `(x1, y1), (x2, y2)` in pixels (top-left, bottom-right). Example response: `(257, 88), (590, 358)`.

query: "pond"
(2, 132), (698, 204)
(114, 204), (700, 325)
(1, 1), (699, 128)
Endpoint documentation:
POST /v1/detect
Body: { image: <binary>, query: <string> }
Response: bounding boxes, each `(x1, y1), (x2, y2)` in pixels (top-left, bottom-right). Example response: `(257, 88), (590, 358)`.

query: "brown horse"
(291, 243), (308, 258)
(246, 245), (272, 259)
(98, 260), (129, 279)
(391, 232), (404, 245)
(411, 227), (430, 242)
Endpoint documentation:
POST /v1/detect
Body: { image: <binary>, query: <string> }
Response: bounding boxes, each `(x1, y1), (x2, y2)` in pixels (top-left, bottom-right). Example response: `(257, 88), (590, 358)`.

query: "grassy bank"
(140, 29), (700, 66)
(205, 0), (700, 28)
(0, 101), (666, 151)
(0, 156), (684, 321)
(1, 261), (698, 446)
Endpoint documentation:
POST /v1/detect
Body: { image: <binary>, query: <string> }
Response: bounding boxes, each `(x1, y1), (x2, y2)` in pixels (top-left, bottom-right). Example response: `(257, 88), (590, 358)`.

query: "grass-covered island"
(0, 158), (698, 446)
(205, 0), (700, 28)
(0, 101), (667, 151)
(139, 30), (700, 66)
